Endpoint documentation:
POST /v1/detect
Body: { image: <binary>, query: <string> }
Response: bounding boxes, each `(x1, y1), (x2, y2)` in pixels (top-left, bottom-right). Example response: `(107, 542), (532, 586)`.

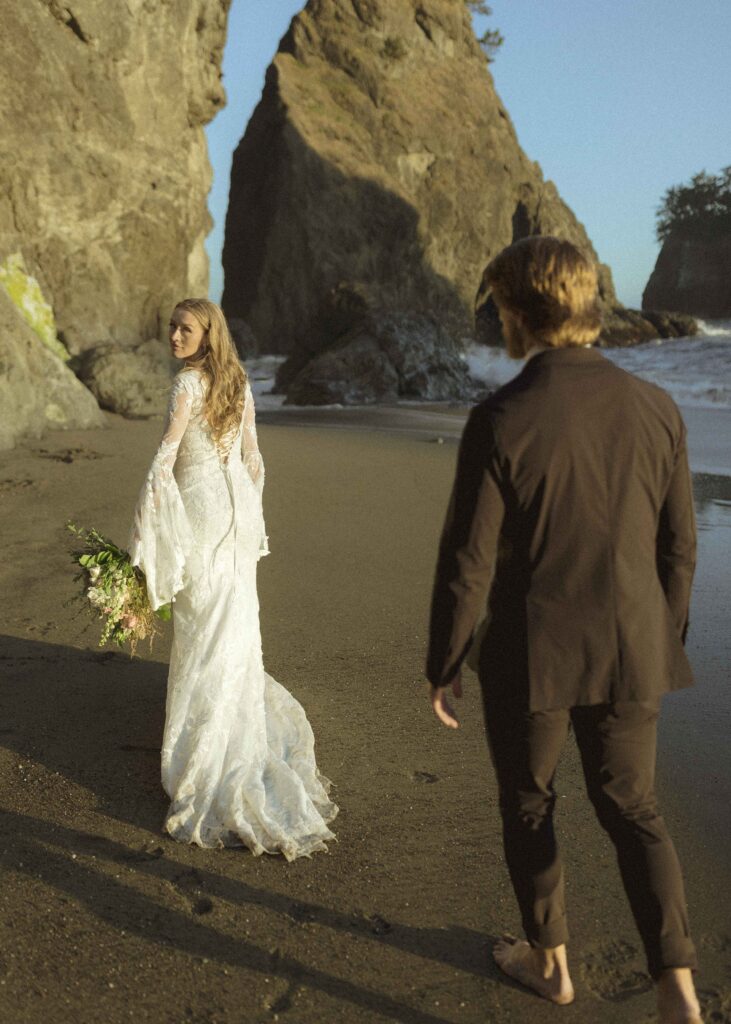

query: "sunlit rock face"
(0, 288), (104, 451)
(643, 233), (731, 318)
(222, 0), (616, 357)
(0, 0), (231, 353)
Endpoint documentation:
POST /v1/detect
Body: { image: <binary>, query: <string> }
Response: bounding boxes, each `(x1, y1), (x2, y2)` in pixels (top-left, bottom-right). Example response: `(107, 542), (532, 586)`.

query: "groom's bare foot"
(656, 968), (703, 1023)
(493, 936), (575, 1005)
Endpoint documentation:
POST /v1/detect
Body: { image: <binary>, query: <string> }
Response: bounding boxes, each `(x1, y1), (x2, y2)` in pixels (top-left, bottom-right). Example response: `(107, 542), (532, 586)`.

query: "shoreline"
(257, 400), (731, 478)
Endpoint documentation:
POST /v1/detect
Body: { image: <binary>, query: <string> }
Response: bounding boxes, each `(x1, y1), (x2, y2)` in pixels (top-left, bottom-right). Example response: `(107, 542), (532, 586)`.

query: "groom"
(426, 237), (702, 1023)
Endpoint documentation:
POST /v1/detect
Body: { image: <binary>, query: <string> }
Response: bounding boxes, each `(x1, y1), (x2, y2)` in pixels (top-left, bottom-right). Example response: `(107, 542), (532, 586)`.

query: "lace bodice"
(149, 369), (264, 483)
(129, 369), (268, 609)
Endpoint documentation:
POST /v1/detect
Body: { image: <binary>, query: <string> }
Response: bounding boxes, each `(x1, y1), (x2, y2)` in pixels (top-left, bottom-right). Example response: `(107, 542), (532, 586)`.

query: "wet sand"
(0, 412), (729, 1024)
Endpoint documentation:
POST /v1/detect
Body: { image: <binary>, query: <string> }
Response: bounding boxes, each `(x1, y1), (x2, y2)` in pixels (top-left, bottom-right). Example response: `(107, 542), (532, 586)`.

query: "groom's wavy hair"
(174, 298), (247, 446)
(484, 236), (601, 349)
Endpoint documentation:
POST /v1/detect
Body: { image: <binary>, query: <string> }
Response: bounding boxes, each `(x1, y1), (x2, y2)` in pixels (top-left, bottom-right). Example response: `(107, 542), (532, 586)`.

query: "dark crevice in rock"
(63, 10), (90, 44)
(414, 9), (434, 43)
(511, 201), (533, 244)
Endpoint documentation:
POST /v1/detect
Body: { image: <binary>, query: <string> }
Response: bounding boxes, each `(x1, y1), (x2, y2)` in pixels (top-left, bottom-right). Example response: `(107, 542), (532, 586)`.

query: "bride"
(129, 298), (337, 860)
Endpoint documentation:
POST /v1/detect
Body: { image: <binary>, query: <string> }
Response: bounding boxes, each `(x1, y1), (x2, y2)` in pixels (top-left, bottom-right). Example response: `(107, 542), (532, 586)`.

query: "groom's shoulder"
(472, 366), (535, 421)
(605, 361), (684, 433)
(463, 376), (530, 447)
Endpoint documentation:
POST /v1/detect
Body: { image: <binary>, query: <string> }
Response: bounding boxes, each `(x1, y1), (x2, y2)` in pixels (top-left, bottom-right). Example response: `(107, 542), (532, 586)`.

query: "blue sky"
(205, 0), (730, 310)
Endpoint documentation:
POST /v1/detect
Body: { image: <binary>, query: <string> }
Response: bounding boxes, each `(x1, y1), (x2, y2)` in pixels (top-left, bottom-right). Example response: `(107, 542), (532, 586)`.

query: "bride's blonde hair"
(175, 298), (247, 445)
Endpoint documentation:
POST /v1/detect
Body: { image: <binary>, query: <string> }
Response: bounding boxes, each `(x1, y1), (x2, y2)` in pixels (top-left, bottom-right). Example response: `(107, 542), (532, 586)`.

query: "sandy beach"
(0, 410), (729, 1024)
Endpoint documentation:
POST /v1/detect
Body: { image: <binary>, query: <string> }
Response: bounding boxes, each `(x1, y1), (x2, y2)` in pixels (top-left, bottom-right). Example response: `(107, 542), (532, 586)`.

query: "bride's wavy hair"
(174, 298), (247, 445)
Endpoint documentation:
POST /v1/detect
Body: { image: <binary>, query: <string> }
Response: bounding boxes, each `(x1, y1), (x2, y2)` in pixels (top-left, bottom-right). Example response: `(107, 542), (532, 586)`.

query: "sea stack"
(643, 233), (731, 319)
(222, 0), (616, 363)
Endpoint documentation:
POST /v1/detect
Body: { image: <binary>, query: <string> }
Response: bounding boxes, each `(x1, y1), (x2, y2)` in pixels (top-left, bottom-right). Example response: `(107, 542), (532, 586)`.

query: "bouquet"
(68, 523), (170, 654)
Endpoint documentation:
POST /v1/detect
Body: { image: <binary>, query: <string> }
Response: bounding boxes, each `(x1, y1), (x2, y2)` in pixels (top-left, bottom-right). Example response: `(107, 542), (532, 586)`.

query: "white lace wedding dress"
(129, 368), (337, 860)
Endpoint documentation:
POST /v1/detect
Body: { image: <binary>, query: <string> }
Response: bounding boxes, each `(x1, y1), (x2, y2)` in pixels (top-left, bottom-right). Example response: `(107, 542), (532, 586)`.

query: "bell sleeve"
(128, 374), (196, 609)
(241, 378), (269, 558)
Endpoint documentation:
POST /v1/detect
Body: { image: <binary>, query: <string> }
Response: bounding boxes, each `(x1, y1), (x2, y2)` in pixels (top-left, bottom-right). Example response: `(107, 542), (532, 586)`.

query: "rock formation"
(597, 307), (698, 347)
(0, 0), (229, 354)
(223, 0), (691, 403)
(222, 0), (620, 358)
(72, 341), (179, 420)
(284, 307), (473, 405)
(0, 287), (104, 451)
(643, 232), (731, 319)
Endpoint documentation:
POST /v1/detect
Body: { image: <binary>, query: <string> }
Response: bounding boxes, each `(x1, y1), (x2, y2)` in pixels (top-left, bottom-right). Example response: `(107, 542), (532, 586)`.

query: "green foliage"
(465, 0), (504, 61)
(67, 521), (169, 654)
(656, 166), (731, 242)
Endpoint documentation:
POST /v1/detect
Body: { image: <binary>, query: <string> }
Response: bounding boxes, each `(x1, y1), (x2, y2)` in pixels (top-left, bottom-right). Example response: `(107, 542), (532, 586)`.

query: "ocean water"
(249, 321), (731, 475)
(464, 319), (731, 411)
(251, 320), (731, 412)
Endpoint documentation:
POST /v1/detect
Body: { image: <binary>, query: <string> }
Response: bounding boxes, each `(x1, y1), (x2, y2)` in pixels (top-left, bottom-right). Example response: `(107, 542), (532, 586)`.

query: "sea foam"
(464, 325), (731, 411)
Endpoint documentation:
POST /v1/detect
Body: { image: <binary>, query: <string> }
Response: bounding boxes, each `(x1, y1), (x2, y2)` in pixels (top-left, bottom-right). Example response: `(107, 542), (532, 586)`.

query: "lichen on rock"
(0, 253), (68, 361)
(0, 287), (104, 451)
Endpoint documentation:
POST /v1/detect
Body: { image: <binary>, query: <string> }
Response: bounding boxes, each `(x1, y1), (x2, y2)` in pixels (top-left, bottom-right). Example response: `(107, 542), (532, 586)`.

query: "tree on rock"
(656, 166), (731, 241)
(465, 1), (504, 61)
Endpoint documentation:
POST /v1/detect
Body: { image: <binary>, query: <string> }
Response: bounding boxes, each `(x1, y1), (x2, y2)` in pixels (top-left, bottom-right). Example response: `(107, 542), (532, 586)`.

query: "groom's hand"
(430, 673), (462, 729)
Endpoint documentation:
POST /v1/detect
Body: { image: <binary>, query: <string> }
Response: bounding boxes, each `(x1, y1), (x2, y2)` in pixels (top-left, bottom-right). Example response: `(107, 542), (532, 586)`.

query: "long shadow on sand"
(3, 810), (471, 1024)
(0, 633), (169, 833)
(1, 635), (499, 1019)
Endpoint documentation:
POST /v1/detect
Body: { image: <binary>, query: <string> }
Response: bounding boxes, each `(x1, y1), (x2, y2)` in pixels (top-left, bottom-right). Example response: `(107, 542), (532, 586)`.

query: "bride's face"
(169, 309), (206, 361)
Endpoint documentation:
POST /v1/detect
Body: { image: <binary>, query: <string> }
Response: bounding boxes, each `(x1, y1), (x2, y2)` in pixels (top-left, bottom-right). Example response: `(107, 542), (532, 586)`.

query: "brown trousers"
(482, 696), (697, 977)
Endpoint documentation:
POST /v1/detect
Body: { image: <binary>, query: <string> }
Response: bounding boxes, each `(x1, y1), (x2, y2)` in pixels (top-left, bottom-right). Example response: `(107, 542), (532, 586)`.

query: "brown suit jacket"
(427, 347), (696, 710)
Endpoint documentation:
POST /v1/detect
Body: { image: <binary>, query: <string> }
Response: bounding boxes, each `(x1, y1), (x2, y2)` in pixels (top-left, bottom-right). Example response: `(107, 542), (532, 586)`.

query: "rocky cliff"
(0, 0), (230, 354)
(0, 287), (104, 451)
(643, 231), (731, 318)
(222, 0), (620, 359)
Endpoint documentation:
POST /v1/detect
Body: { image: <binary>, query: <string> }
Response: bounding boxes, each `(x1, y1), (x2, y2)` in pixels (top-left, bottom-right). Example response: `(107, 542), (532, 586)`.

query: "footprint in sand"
(698, 986), (731, 1023)
(169, 867), (214, 916)
(0, 478), (36, 494)
(700, 932), (731, 954)
(580, 938), (652, 1002)
(366, 913), (392, 935)
(38, 447), (106, 463)
(122, 843), (164, 863)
